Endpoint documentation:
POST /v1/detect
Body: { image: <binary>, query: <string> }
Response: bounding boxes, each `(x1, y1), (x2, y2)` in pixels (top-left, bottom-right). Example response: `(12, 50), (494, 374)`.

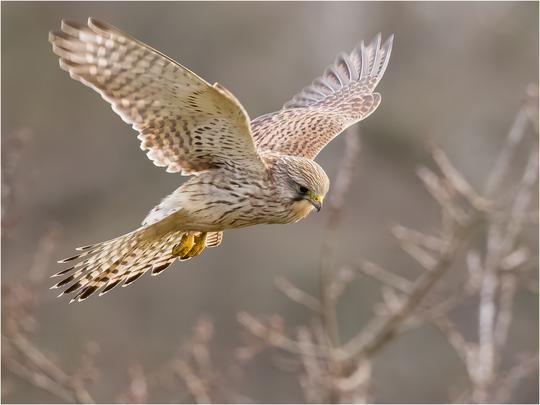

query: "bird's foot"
(185, 232), (207, 258)
(171, 232), (207, 260)
(172, 233), (194, 259)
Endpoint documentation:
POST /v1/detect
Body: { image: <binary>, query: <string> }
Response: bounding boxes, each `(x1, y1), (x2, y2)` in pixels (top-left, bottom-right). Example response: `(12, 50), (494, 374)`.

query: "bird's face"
(273, 156), (330, 214)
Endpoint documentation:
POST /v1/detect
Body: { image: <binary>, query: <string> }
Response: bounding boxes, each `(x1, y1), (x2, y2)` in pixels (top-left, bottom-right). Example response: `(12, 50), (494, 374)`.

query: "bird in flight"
(49, 18), (393, 302)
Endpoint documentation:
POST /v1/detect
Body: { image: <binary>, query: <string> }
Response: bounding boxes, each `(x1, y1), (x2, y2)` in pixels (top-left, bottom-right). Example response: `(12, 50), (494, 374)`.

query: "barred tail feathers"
(52, 226), (220, 302)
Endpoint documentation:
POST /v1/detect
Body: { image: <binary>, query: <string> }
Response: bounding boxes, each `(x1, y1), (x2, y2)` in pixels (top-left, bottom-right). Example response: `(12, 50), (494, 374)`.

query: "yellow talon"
(185, 232), (207, 258)
(172, 233), (194, 258)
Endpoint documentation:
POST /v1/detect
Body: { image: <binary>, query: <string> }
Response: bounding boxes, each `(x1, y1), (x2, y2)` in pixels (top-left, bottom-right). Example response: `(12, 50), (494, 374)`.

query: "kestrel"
(49, 18), (393, 302)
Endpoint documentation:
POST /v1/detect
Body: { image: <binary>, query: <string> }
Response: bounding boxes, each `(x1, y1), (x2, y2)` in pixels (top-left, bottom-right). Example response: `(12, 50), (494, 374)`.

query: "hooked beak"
(307, 192), (323, 212)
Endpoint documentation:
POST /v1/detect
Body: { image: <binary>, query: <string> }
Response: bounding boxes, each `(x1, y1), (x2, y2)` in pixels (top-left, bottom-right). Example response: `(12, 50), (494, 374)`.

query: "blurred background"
(2, 2), (538, 403)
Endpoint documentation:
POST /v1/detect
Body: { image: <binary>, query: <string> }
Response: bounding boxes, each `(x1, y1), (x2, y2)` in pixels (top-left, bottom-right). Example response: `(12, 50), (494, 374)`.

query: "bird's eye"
(299, 186), (309, 194)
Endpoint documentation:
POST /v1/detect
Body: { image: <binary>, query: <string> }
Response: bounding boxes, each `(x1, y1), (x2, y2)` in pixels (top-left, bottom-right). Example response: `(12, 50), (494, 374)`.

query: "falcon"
(49, 18), (393, 302)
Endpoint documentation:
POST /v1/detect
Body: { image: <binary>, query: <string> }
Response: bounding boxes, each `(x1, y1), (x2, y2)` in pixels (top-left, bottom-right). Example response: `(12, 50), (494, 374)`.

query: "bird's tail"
(52, 226), (223, 302)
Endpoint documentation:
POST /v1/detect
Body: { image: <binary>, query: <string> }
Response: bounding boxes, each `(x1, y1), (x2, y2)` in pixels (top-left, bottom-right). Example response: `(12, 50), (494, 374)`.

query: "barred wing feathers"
(252, 34), (393, 159)
(49, 18), (264, 175)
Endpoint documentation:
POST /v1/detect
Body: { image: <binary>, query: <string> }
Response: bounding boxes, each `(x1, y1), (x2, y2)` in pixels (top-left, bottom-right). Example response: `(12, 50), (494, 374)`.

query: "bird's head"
(272, 155), (330, 213)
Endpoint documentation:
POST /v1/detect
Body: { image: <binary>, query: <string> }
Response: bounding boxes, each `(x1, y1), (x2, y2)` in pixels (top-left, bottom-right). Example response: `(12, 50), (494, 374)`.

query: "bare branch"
(274, 277), (322, 313)
(391, 225), (446, 253)
(339, 224), (471, 362)
(319, 129), (362, 349)
(355, 261), (412, 294)
(494, 353), (539, 403)
(237, 312), (328, 358)
(484, 107), (532, 196)
(2, 334), (95, 403)
(494, 275), (518, 353)
(430, 142), (492, 212)
(416, 166), (470, 225)
(432, 316), (471, 370)
(173, 360), (211, 404)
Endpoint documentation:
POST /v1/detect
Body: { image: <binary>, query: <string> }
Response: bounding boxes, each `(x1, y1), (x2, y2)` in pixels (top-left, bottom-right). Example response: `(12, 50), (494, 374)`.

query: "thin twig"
(338, 223), (472, 362)
(274, 277), (322, 313)
(319, 130), (362, 349)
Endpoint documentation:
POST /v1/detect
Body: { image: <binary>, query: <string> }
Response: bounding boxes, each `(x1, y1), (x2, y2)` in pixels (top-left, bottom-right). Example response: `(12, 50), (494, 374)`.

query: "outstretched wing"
(49, 18), (265, 175)
(252, 34), (393, 160)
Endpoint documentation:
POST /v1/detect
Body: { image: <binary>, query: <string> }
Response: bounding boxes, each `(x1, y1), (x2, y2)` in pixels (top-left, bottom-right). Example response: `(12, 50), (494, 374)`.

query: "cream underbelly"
(184, 199), (316, 230)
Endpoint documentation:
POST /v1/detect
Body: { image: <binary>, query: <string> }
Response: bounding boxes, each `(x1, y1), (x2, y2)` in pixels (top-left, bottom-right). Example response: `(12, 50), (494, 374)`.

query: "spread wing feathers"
(282, 33), (393, 110)
(252, 33), (393, 160)
(51, 227), (183, 302)
(49, 18), (264, 175)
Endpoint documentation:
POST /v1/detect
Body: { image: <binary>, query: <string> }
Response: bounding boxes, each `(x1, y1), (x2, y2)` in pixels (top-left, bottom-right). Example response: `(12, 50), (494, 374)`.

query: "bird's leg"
(185, 232), (208, 258)
(172, 233), (194, 259)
